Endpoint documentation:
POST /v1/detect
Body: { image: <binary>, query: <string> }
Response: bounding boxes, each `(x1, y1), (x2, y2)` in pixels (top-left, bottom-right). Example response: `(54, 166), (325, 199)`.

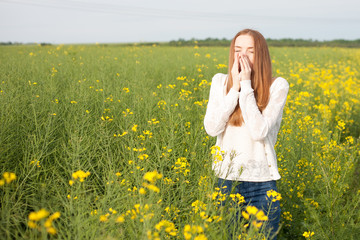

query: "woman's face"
(234, 34), (255, 67)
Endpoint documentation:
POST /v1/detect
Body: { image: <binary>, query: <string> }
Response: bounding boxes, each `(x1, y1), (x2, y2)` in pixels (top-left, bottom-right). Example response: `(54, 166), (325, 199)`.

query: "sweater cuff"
(240, 80), (253, 93)
(228, 87), (240, 97)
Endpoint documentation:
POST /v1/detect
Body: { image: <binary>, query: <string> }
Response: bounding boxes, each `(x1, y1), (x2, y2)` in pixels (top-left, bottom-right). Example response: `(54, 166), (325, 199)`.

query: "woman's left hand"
(239, 55), (252, 80)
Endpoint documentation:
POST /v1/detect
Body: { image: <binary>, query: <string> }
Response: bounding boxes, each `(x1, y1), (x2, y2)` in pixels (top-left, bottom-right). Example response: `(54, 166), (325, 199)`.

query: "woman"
(204, 29), (289, 239)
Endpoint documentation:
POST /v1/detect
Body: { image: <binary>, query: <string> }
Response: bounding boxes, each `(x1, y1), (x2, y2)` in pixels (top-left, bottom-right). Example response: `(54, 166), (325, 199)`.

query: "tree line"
(166, 38), (360, 48)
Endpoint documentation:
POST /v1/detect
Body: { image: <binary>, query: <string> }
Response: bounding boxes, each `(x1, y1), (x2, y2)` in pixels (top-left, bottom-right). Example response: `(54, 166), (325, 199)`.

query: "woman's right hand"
(231, 53), (241, 92)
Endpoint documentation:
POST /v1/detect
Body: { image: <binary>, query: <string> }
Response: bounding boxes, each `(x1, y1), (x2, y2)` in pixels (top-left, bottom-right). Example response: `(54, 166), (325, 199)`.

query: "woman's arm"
(204, 73), (239, 137)
(239, 79), (289, 141)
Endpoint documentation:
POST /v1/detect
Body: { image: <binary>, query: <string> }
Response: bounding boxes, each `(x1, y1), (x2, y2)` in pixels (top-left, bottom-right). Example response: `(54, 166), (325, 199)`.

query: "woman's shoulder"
(271, 76), (289, 91)
(211, 73), (228, 86)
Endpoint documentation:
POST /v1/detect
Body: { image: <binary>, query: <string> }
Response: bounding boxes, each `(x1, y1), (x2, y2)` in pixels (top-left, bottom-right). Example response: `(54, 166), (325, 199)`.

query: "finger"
(244, 55), (251, 70)
(241, 55), (251, 71)
(239, 55), (245, 71)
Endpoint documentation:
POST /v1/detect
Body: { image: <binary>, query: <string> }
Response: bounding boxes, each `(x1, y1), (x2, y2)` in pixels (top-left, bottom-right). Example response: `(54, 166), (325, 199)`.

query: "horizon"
(2, 37), (360, 46)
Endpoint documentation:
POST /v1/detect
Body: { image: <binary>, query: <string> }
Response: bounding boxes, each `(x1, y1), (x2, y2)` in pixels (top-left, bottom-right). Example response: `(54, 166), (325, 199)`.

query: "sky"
(0, 0), (359, 44)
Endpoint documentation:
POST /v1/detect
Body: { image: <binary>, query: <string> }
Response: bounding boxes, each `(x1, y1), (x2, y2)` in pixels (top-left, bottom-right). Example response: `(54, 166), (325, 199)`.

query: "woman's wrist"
(232, 84), (240, 92)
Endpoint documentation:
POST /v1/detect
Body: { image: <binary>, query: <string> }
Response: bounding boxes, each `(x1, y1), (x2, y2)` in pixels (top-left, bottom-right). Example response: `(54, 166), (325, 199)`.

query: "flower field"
(0, 43), (359, 239)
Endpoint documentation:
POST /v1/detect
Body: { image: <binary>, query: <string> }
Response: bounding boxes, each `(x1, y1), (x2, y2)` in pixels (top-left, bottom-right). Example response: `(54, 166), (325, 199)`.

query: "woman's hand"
(239, 54), (252, 80)
(231, 53), (241, 92)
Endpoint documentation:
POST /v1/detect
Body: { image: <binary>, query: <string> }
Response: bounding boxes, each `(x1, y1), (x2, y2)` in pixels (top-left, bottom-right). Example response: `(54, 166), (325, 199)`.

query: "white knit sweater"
(204, 73), (289, 182)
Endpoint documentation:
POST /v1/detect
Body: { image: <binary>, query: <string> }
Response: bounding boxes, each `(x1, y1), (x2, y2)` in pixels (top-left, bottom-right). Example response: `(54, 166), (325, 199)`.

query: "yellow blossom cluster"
(0, 172), (16, 186)
(211, 187), (227, 206)
(148, 118), (160, 125)
(229, 193), (246, 205)
(164, 205), (181, 220)
(266, 190), (282, 202)
(157, 100), (167, 109)
(241, 206), (268, 229)
(131, 124), (138, 132)
(99, 208), (118, 222)
(303, 231), (315, 238)
(28, 209), (60, 235)
(122, 108), (133, 117)
(138, 153), (149, 160)
(146, 221), (177, 239)
(114, 131), (128, 137)
(69, 170), (90, 186)
(153, 219), (177, 237)
(191, 200), (222, 223)
(142, 170), (162, 193)
(184, 225), (207, 240)
(126, 203), (154, 222)
(172, 157), (190, 176)
(210, 146), (224, 163)
(30, 159), (41, 168)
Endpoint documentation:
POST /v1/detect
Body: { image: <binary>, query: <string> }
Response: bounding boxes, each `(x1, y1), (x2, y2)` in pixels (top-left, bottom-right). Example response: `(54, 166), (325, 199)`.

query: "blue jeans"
(217, 178), (281, 240)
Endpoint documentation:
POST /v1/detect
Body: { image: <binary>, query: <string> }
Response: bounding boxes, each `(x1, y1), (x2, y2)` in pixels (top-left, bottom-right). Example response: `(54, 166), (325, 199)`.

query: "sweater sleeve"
(204, 74), (240, 137)
(239, 78), (289, 141)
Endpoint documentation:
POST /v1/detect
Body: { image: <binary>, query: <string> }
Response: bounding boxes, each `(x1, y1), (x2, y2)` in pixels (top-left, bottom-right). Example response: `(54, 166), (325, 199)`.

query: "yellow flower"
(267, 190), (282, 202)
(216, 64), (227, 69)
(255, 210), (268, 221)
(27, 221), (38, 229)
(252, 220), (263, 228)
(246, 206), (258, 215)
(28, 209), (50, 221)
(303, 231), (315, 238)
(138, 154), (149, 160)
(139, 188), (146, 194)
(116, 215), (125, 223)
(336, 120), (346, 131)
(132, 124), (138, 132)
(142, 182), (160, 193)
(184, 225), (205, 240)
(229, 193), (245, 204)
(72, 170), (90, 182)
(118, 131), (128, 137)
(44, 219), (52, 228)
(155, 220), (177, 236)
(3, 172), (16, 184)
(157, 100), (167, 109)
(46, 227), (57, 235)
(242, 211), (250, 220)
(99, 215), (108, 222)
(48, 212), (61, 221)
(241, 205), (268, 223)
(143, 170), (162, 183)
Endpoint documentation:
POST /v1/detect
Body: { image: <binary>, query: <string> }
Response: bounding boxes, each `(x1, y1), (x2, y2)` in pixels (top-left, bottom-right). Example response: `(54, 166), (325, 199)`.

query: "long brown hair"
(226, 29), (273, 126)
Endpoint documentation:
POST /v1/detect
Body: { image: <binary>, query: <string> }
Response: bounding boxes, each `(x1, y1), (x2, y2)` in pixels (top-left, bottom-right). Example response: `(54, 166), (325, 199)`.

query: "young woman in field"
(204, 29), (289, 239)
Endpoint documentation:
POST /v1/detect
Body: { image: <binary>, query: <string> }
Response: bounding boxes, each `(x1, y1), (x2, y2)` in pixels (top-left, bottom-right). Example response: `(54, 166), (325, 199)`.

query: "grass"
(0, 43), (359, 239)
